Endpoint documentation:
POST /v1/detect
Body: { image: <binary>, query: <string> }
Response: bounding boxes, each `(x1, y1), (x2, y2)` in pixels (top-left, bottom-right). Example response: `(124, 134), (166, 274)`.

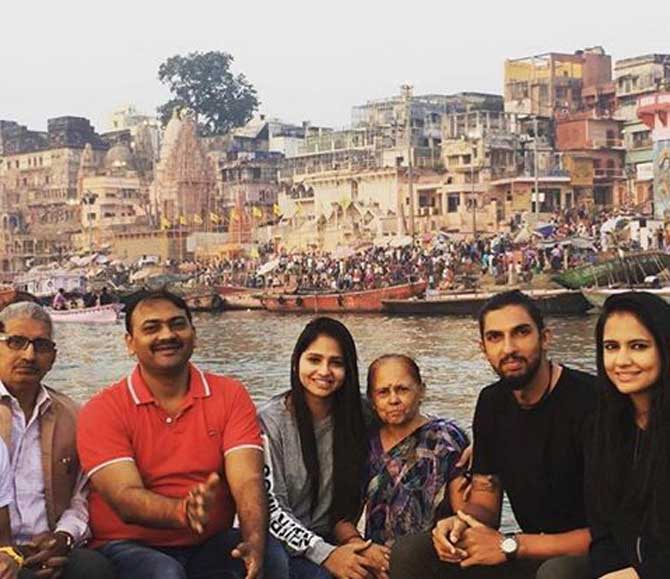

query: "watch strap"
(55, 531), (75, 552)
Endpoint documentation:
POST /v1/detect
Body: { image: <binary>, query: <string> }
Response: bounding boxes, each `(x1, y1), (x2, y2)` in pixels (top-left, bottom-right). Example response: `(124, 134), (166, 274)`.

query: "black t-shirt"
(472, 366), (597, 534)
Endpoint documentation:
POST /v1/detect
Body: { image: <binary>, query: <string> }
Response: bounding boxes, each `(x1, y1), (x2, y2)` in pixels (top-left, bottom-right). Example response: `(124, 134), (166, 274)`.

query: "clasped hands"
(432, 510), (508, 568)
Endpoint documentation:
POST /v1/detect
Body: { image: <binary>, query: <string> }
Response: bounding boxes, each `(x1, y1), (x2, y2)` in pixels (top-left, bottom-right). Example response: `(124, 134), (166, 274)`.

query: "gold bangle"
(0, 546), (24, 568)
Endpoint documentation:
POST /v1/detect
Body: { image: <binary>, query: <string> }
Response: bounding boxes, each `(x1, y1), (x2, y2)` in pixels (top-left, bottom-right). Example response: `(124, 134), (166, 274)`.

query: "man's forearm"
(108, 487), (184, 529)
(517, 528), (591, 559)
(236, 473), (268, 554)
(461, 503), (500, 529)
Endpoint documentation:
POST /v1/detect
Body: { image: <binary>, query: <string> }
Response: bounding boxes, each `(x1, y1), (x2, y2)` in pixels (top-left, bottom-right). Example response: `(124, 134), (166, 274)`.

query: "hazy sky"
(2, 0), (670, 133)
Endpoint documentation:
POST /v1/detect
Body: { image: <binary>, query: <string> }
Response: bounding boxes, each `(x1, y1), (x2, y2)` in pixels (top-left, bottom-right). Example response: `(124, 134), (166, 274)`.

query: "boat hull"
(261, 282), (427, 313)
(184, 292), (224, 312)
(582, 287), (670, 309)
(223, 294), (264, 310)
(383, 289), (591, 317)
(552, 251), (670, 289)
(47, 304), (123, 324)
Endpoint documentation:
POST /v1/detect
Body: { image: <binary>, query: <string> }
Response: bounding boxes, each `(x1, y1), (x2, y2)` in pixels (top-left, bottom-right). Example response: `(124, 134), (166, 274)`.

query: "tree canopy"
(157, 51), (259, 136)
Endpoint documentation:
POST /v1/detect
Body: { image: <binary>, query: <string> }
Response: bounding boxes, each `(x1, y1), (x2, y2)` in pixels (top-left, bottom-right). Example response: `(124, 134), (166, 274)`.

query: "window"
(447, 194), (459, 213)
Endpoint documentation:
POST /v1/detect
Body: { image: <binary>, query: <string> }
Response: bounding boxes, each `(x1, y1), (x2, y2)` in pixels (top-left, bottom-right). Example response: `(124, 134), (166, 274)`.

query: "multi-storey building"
(556, 112), (626, 206)
(0, 116), (109, 268)
(504, 46), (612, 118)
(615, 54), (670, 208)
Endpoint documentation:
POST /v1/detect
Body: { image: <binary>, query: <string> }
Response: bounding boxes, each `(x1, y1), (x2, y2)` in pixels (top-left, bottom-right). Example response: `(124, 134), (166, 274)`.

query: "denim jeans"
(98, 529), (288, 579)
(18, 548), (115, 579)
(263, 537), (333, 579)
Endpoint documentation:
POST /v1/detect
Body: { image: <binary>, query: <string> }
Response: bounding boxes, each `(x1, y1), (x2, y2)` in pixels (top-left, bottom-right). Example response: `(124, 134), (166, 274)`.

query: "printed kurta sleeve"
(445, 421), (470, 481)
(260, 420), (336, 565)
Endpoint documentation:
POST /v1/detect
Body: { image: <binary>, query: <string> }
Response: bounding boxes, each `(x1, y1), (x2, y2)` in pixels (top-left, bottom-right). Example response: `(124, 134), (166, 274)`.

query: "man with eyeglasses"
(0, 302), (115, 579)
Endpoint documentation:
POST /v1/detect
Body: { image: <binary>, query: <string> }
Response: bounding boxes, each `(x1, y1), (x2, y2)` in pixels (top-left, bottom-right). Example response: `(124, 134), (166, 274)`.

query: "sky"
(2, 0), (670, 134)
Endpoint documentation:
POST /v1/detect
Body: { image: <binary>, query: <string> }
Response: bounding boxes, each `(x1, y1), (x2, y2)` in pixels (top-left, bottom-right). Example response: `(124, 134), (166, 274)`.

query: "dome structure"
(104, 143), (135, 170)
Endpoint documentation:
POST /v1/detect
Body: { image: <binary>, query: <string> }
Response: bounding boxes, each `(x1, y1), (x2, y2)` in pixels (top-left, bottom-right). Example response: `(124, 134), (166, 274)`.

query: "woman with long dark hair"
(260, 317), (388, 579)
(589, 292), (670, 578)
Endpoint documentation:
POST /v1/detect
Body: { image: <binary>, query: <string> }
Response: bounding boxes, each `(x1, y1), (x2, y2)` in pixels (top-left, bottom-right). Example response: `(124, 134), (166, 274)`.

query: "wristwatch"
(0, 546), (24, 567)
(500, 533), (519, 560)
(55, 531), (75, 552)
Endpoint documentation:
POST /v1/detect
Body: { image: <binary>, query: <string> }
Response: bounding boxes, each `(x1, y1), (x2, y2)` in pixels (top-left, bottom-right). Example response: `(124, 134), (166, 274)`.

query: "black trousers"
(389, 531), (590, 579)
(19, 548), (116, 579)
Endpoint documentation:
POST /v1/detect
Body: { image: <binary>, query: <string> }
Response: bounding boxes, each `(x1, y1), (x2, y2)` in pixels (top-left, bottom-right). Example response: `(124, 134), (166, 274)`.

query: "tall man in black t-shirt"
(390, 290), (597, 579)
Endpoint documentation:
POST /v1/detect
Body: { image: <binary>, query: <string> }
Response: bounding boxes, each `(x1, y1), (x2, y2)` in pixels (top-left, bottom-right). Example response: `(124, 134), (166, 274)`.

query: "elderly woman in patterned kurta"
(364, 354), (469, 546)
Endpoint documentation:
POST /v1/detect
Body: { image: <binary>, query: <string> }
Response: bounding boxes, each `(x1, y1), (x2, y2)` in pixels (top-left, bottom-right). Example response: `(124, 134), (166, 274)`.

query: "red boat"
(260, 281), (427, 313)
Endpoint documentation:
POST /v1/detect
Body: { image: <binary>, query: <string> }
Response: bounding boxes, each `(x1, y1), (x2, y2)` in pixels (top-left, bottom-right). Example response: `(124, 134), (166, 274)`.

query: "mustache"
(500, 354), (526, 366)
(151, 339), (183, 352)
(14, 364), (40, 371)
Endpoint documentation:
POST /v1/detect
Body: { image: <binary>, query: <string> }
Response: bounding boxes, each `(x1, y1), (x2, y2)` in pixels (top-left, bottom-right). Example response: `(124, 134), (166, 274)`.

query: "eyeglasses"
(0, 335), (57, 354)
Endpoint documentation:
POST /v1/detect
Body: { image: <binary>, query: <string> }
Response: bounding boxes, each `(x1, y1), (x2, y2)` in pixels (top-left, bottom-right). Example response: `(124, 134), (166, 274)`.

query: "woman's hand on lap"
(323, 540), (376, 579)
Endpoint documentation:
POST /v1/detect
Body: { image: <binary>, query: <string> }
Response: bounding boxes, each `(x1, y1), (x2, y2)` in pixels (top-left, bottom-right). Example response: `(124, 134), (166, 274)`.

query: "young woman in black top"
(589, 292), (670, 579)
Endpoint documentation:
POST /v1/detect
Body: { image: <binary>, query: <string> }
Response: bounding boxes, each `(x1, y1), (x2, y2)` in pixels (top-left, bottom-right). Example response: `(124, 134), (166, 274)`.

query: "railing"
(587, 138), (624, 148)
(594, 169), (625, 179)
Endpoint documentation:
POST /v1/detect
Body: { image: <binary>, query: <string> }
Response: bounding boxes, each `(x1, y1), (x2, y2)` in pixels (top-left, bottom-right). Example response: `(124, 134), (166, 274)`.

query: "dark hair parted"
(477, 290), (545, 339)
(590, 291), (670, 537)
(366, 354), (423, 397)
(290, 317), (367, 524)
(124, 289), (193, 335)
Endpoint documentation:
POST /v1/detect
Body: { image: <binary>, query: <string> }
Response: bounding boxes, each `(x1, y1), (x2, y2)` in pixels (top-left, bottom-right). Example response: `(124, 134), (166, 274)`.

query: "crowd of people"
(168, 208), (667, 293)
(0, 286), (667, 578)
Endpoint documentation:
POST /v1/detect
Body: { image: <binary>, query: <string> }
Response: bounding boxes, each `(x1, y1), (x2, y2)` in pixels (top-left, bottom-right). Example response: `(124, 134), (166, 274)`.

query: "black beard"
(497, 354), (542, 391)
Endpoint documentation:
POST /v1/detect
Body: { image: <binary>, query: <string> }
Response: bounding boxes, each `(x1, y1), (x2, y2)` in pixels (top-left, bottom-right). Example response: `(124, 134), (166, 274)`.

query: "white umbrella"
(257, 258), (280, 276)
(389, 235), (413, 248)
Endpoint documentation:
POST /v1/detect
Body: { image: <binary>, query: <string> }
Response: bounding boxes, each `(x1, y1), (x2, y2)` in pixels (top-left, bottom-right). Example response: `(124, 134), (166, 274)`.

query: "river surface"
(50, 310), (599, 417)
(49, 311), (599, 530)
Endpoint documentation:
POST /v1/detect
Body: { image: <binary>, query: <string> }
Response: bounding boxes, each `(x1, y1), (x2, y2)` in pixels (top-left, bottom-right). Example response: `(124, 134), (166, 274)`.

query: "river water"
(49, 311), (599, 529)
(49, 311), (599, 419)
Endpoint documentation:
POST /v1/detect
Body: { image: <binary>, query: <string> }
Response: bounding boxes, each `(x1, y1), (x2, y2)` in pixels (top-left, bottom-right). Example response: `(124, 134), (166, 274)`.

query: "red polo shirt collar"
(126, 363), (211, 405)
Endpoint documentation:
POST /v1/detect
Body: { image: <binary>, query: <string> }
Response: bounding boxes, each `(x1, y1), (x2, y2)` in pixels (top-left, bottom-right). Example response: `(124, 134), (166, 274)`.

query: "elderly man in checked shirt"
(0, 302), (114, 579)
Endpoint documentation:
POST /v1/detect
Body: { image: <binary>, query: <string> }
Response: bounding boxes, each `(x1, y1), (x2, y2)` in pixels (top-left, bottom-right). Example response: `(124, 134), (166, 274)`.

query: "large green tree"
(157, 51), (259, 136)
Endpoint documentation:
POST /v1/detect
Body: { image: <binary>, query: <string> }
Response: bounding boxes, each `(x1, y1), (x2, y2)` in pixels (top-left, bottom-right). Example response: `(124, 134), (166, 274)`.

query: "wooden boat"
(46, 304), (123, 324)
(382, 288), (591, 317)
(552, 251), (670, 290)
(261, 281), (428, 313)
(183, 291), (224, 312)
(216, 285), (256, 296)
(222, 293), (264, 311)
(582, 287), (670, 309)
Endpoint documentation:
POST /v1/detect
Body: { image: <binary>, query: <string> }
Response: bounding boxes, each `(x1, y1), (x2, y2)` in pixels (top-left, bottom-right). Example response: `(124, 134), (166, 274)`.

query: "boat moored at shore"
(260, 281), (427, 313)
(382, 288), (592, 317)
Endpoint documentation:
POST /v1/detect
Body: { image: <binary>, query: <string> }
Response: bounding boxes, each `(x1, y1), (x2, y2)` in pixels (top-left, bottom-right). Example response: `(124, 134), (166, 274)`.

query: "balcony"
(587, 138), (625, 149)
(593, 168), (625, 179)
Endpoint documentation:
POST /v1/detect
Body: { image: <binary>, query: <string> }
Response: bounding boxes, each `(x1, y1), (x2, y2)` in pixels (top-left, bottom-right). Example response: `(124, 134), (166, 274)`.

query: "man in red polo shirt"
(77, 289), (275, 579)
